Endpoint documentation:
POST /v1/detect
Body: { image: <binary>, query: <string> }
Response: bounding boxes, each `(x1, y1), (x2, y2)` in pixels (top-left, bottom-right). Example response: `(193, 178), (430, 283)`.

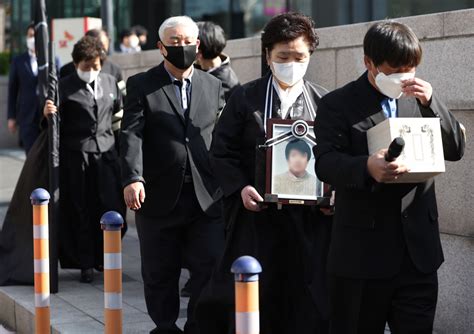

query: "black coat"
(314, 72), (465, 279)
(120, 63), (225, 218)
(58, 72), (122, 153)
(196, 75), (332, 334)
(206, 55), (240, 102)
(211, 74), (328, 197)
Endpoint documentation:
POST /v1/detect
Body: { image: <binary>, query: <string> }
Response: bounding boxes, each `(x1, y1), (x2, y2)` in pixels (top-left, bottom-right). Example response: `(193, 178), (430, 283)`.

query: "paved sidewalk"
(0, 149), (190, 333)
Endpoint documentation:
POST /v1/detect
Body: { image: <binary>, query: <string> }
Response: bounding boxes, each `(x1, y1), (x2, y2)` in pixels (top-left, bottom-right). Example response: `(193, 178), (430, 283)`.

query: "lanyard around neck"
(263, 75), (317, 134)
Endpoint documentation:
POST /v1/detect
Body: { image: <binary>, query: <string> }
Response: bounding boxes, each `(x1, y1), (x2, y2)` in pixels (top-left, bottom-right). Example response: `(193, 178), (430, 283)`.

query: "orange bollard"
(231, 256), (262, 334)
(101, 211), (124, 334)
(30, 188), (51, 334)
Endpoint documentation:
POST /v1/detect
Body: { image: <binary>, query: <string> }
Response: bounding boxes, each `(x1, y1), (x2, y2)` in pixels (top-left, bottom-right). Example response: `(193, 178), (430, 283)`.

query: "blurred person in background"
(119, 28), (141, 53)
(195, 21), (240, 101)
(133, 25), (149, 50)
(7, 23), (61, 153)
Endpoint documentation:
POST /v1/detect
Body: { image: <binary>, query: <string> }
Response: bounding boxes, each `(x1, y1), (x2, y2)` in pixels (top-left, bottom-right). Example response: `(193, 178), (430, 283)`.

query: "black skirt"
(0, 130), (49, 285)
(196, 194), (332, 334)
(58, 148), (126, 270)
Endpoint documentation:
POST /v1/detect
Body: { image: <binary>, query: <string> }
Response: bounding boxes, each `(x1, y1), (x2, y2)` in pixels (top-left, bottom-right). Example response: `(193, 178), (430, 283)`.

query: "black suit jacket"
(7, 53), (39, 125)
(59, 72), (122, 152)
(120, 62), (225, 218)
(314, 72), (465, 279)
(197, 54), (240, 102)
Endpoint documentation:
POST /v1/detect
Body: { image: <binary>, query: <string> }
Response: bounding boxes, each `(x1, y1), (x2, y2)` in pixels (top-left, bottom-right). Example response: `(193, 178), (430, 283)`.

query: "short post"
(231, 256), (262, 334)
(30, 188), (51, 334)
(101, 211), (124, 334)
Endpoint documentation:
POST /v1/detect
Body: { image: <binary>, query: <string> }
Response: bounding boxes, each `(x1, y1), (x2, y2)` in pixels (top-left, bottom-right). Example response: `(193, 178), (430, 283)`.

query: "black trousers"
(328, 251), (438, 334)
(135, 183), (224, 334)
(255, 206), (330, 334)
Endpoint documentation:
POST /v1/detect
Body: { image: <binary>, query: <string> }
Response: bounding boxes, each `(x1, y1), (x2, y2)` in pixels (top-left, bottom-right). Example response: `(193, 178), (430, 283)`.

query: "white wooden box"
(367, 118), (445, 183)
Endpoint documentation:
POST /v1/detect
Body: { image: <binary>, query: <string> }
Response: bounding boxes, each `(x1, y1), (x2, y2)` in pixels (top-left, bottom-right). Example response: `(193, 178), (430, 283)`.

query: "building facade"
(5, 0), (474, 56)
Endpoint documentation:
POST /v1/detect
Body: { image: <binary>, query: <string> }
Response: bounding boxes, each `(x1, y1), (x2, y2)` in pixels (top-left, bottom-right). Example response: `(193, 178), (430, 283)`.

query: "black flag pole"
(34, 0), (59, 293)
(47, 40), (59, 294)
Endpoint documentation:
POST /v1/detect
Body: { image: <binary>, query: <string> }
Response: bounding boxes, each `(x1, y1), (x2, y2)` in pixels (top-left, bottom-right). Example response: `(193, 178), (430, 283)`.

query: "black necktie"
(173, 79), (191, 111)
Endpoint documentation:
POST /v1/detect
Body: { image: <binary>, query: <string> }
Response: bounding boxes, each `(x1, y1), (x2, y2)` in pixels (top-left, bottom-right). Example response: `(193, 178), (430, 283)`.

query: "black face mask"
(163, 45), (196, 70)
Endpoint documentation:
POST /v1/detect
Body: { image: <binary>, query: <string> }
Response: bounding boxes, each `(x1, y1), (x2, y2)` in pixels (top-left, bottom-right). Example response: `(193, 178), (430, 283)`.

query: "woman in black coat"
(196, 13), (333, 334)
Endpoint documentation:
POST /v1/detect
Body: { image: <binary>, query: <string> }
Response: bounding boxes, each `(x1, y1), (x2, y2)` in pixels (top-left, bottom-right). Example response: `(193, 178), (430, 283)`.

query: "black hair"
(120, 29), (135, 41)
(26, 23), (35, 34)
(285, 139), (312, 161)
(197, 21), (226, 59)
(363, 20), (422, 68)
(86, 28), (108, 39)
(132, 25), (148, 37)
(72, 36), (106, 64)
(262, 12), (319, 54)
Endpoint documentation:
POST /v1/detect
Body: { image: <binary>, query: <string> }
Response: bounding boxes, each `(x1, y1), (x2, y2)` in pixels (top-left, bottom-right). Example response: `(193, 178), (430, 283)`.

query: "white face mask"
(26, 37), (35, 52)
(272, 61), (309, 87)
(129, 35), (140, 49)
(77, 69), (100, 84)
(374, 69), (415, 99)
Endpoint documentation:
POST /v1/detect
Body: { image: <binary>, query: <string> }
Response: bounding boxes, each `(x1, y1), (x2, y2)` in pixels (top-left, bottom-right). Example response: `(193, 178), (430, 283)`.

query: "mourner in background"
(118, 28), (141, 54)
(43, 36), (125, 284)
(133, 25), (149, 50)
(7, 23), (60, 153)
(195, 21), (240, 102)
(197, 12), (332, 334)
(314, 21), (465, 334)
(120, 16), (225, 334)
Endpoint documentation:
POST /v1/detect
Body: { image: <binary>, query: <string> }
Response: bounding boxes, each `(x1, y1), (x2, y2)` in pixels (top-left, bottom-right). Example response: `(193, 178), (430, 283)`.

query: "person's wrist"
(366, 155), (374, 178)
(419, 96), (432, 107)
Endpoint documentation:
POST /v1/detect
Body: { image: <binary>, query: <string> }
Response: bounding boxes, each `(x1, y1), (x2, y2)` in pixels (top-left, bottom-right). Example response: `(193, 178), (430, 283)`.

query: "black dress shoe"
(80, 268), (94, 283)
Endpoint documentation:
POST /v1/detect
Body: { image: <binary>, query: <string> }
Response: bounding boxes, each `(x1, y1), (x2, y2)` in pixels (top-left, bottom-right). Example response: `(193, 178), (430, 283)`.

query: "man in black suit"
(314, 21), (465, 334)
(120, 15), (225, 334)
(7, 24), (42, 153)
(8, 24), (62, 154)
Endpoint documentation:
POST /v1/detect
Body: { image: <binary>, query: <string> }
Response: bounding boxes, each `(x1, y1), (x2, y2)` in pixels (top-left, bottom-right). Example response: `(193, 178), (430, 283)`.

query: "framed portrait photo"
(263, 119), (332, 206)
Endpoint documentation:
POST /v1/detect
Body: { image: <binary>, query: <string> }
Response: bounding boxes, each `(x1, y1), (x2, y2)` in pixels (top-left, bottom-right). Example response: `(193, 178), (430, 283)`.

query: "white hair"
(158, 16), (199, 41)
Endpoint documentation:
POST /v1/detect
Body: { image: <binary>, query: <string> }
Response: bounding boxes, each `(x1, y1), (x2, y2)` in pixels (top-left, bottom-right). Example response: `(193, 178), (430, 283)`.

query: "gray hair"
(158, 16), (199, 42)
